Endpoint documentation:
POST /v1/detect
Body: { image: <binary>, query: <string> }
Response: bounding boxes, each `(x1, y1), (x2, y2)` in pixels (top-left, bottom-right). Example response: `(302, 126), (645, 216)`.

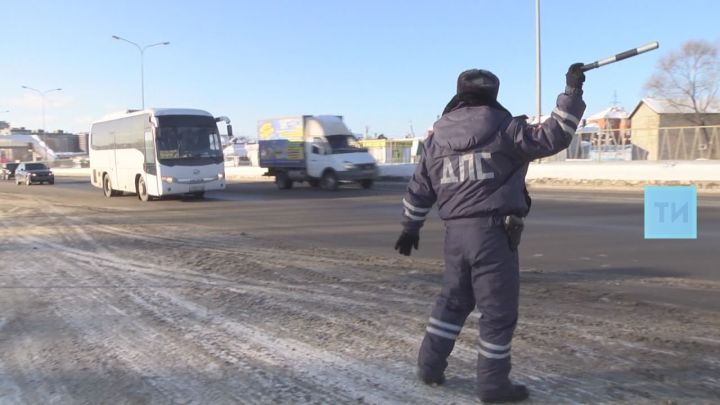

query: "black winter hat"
(456, 69), (500, 100)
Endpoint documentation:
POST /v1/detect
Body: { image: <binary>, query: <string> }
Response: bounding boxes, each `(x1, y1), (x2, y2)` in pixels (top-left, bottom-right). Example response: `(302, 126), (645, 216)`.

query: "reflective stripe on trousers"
(417, 220), (519, 393)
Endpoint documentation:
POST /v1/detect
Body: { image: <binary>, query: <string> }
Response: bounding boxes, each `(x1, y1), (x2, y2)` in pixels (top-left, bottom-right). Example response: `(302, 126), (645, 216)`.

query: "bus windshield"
(156, 115), (223, 165)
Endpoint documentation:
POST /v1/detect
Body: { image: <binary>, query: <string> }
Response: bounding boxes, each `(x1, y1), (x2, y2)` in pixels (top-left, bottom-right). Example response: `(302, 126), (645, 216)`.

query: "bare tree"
(645, 40), (720, 120)
(645, 40), (720, 157)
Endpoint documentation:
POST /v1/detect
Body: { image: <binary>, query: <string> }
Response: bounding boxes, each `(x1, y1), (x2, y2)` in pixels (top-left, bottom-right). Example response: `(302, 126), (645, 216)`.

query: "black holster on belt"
(503, 215), (524, 252)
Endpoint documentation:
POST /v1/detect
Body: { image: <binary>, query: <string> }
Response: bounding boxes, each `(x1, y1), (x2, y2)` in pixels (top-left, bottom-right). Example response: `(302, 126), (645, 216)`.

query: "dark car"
(15, 162), (55, 185)
(1, 162), (19, 180)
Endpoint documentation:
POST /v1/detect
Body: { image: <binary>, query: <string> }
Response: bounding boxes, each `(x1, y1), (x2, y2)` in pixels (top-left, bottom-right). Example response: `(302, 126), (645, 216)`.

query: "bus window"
(144, 130), (156, 164)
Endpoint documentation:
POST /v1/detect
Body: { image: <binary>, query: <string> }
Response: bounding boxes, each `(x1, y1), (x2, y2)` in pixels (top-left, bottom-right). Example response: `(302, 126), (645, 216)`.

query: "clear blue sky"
(1, 0), (719, 138)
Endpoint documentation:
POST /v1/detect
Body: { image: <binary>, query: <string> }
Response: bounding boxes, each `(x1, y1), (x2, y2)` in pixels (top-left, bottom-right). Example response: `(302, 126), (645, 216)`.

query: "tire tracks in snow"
(4, 202), (479, 403)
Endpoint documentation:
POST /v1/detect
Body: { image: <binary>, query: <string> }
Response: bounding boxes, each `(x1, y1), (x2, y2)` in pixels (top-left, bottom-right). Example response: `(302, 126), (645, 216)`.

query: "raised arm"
(506, 63), (587, 161)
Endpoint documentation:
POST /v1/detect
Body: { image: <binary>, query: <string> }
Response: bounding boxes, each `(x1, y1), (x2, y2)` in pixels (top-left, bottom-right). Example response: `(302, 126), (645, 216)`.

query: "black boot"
(416, 368), (445, 386)
(479, 383), (528, 403)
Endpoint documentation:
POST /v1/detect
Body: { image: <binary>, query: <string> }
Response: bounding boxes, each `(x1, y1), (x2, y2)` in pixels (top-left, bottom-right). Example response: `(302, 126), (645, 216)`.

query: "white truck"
(258, 115), (377, 190)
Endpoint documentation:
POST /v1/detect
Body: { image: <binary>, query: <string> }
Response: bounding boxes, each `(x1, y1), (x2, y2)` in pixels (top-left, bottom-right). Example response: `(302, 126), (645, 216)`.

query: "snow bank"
(528, 161), (720, 182)
(378, 164), (416, 178)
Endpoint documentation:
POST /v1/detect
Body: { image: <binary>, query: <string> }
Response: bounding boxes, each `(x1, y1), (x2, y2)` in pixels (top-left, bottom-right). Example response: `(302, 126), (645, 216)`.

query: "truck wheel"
(275, 172), (293, 190)
(321, 170), (338, 191)
(137, 176), (151, 202)
(308, 179), (320, 188)
(359, 179), (374, 189)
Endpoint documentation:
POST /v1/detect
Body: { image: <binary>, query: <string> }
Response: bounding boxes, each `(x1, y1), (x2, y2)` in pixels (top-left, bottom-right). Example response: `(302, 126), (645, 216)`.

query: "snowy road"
(0, 188), (719, 404)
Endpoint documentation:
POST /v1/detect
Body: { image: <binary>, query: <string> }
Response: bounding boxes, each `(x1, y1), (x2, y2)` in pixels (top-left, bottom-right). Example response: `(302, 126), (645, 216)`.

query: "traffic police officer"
(395, 64), (586, 402)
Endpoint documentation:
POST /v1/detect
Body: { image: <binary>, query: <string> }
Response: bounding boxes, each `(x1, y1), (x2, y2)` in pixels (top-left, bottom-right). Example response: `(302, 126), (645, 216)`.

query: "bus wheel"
(103, 174), (114, 198)
(103, 174), (122, 197)
(137, 177), (151, 202)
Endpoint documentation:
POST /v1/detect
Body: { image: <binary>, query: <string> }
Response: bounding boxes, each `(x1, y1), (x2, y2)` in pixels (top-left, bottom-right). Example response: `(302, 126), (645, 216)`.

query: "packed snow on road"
(0, 192), (718, 404)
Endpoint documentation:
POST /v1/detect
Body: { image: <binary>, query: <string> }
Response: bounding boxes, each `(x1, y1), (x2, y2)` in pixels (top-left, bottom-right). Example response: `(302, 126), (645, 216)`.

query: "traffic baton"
(581, 42), (660, 72)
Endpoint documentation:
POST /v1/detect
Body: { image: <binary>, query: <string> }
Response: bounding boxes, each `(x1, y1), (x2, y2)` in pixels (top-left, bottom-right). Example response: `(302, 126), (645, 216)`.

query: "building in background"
(77, 132), (89, 153)
(37, 130), (82, 153)
(359, 138), (415, 164)
(630, 98), (720, 160)
(586, 106), (630, 145)
(1, 124), (88, 163)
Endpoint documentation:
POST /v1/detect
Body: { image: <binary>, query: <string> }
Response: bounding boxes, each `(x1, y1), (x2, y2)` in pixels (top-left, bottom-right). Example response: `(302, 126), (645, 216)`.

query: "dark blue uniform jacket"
(402, 92), (586, 233)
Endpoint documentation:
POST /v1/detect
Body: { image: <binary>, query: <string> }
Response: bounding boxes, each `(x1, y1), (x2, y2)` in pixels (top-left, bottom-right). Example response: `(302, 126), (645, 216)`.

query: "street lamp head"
(112, 35), (170, 109)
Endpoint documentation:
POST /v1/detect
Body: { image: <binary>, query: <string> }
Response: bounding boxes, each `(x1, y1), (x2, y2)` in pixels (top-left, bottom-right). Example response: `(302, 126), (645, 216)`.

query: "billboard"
(257, 117), (305, 141)
(258, 139), (305, 167)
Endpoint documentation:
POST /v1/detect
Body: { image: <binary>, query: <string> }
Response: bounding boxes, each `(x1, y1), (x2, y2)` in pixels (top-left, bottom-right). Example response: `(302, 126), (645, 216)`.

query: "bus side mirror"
(215, 116), (232, 138)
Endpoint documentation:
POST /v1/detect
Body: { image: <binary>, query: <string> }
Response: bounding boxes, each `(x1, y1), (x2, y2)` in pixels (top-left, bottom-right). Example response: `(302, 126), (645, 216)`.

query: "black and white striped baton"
(581, 42), (660, 72)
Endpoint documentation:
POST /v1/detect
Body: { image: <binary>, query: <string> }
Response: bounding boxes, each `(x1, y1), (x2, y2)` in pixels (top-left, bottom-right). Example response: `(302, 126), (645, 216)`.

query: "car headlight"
(161, 176), (175, 183)
(343, 162), (356, 169)
(31, 173), (37, 176)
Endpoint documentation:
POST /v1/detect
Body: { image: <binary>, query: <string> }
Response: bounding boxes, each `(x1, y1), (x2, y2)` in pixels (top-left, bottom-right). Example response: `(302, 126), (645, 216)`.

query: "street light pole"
(112, 35), (170, 109)
(535, 0), (542, 124)
(21, 86), (62, 132)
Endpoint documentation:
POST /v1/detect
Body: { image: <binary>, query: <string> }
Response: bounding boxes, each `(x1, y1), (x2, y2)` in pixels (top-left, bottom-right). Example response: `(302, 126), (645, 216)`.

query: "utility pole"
(535, 0), (542, 125)
(112, 35), (170, 109)
(21, 86), (62, 132)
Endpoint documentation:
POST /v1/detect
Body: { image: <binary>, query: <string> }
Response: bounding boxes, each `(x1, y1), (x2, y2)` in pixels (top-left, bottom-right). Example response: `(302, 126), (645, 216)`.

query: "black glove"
(565, 62), (586, 91)
(394, 231), (419, 256)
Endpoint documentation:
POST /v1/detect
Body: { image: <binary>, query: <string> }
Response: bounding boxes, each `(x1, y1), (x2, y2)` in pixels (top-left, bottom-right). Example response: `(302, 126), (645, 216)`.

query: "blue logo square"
(644, 186), (697, 239)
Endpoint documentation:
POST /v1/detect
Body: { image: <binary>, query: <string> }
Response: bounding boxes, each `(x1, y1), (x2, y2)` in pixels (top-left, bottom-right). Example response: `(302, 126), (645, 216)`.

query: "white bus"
(90, 108), (230, 201)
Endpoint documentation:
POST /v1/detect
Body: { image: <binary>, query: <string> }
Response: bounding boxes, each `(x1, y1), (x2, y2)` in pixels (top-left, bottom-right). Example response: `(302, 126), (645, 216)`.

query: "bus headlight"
(161, 176), (176, 183)
(218, 172), (225, 180)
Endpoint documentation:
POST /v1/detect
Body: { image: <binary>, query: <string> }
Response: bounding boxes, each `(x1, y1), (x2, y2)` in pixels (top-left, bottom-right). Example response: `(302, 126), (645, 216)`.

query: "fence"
(563, 125), (720, 161)
(226, 126), (720, 167)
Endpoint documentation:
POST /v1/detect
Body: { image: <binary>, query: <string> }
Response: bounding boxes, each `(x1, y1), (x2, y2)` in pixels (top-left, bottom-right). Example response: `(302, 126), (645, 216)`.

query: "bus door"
(144, 122), (160, 196)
